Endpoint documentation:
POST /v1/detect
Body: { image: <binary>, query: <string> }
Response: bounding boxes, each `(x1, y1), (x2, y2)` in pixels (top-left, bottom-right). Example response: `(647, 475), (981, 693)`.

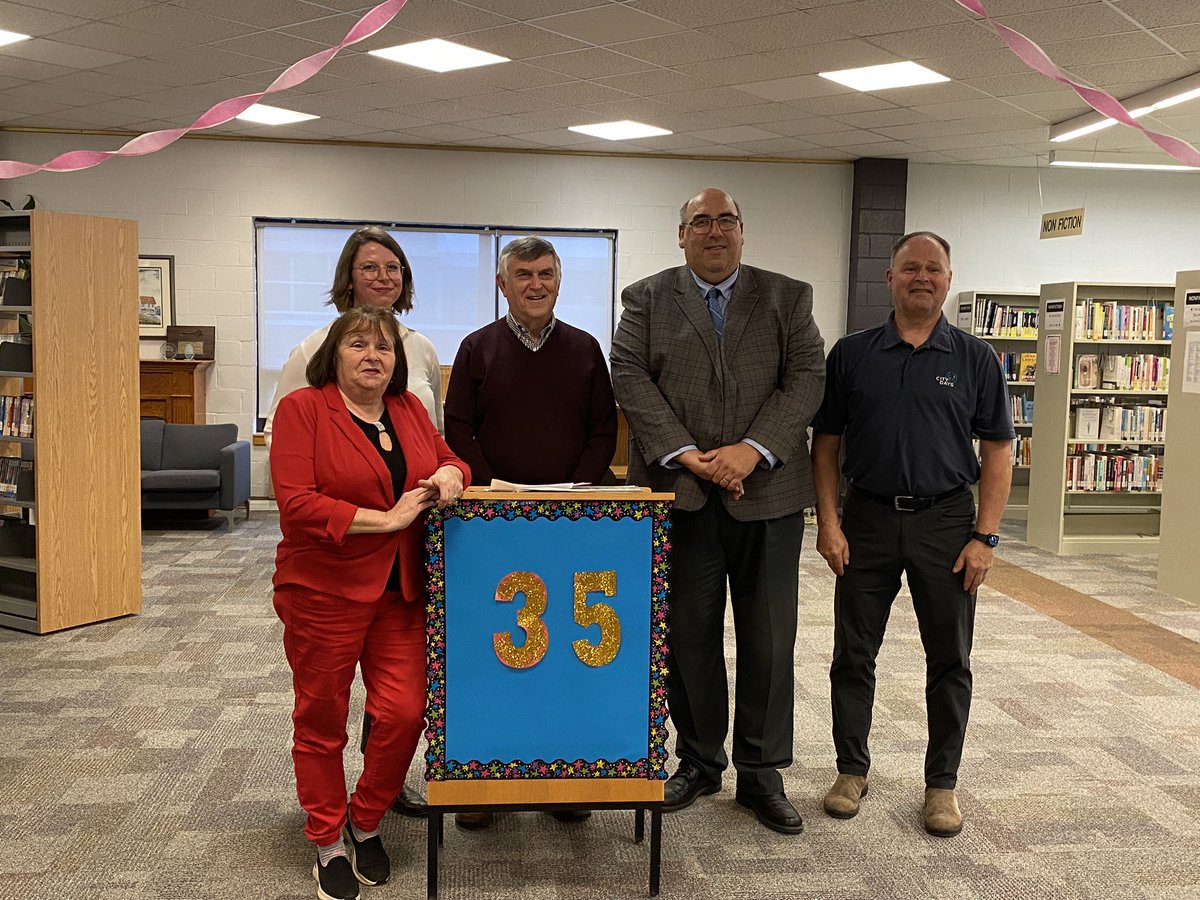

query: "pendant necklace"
(343, 392), (392, 452)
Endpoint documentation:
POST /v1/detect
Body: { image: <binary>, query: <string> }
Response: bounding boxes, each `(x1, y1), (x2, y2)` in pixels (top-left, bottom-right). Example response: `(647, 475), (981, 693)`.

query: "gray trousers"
(667, 490), (803, 794)
(830, 487), (977, 789)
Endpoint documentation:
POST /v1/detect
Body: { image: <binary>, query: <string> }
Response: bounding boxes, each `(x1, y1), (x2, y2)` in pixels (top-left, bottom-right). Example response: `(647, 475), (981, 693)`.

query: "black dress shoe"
(663, 761), (720, 812)
(390, 785), (428, 818)
(548, 809), (592, 823)
(736, 790), (804, 834)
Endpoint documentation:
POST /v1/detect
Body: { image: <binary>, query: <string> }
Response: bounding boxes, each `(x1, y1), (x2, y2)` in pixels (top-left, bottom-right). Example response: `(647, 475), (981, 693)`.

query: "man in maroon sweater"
(443, 236), (618, 829)
(445, 235), (618, 487)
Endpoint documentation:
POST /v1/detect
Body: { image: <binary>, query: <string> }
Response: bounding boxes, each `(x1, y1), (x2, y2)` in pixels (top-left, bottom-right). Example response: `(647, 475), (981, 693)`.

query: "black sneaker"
(312, 855), (361, 900)
(345, 815), (390, 886)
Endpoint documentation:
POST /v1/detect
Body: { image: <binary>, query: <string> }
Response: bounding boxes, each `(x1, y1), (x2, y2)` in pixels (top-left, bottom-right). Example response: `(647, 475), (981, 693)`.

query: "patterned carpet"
(1, 513), (1199, 899)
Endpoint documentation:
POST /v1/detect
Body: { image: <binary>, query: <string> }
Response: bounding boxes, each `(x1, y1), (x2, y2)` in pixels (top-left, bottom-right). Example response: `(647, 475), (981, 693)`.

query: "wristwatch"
(971, 531), (1000, 548)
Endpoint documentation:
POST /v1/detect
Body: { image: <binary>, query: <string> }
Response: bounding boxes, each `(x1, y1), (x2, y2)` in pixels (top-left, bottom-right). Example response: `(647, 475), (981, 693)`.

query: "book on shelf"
(1074, 407), (1100, 440)
(1019, 352), (1036, 382)
(1066, 449), (1162, 492)
(0, 395), (33, 438)
(1164, 305), (1174, 340)
(1075, 354), (1100, 389)
(975, 299), (1039, 337)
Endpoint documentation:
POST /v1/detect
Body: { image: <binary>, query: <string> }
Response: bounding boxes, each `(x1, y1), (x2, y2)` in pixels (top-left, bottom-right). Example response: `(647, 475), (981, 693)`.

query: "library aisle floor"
(1, 514), (1198, 900)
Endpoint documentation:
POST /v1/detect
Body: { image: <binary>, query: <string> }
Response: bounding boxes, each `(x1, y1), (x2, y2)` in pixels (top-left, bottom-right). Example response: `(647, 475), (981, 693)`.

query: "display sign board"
(1040, 207), (1085, 239)
(423, 490), (672, 805)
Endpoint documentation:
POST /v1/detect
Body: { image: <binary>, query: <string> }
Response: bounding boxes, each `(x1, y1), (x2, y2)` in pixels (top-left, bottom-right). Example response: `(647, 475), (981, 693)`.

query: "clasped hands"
(678, 443), (761, 500)
(389, 466), (464, 531)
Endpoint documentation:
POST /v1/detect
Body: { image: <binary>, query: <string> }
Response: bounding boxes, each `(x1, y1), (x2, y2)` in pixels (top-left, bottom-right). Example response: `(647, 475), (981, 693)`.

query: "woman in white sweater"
(264, 226), (443, 447)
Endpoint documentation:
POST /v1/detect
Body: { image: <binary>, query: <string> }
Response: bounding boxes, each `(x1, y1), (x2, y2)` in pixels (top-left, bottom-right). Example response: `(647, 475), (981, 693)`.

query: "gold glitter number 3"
(572, 571), (620, 667)
(493, 572), (550, 669)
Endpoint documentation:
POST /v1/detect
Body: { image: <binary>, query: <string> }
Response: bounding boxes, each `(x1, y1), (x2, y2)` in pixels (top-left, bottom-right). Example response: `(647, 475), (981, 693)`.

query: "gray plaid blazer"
(611, 264), (826, 520)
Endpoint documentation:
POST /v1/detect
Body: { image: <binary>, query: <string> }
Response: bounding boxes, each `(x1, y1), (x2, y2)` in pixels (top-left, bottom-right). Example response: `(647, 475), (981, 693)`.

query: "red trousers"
(274, 587), (425, 846)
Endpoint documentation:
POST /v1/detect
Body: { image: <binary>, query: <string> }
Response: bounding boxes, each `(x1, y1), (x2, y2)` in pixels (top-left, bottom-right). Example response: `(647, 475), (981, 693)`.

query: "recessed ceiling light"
(818, 61), (949, 92)
(0, 29), (30, 48)
(568, 120), (672, 141)
(369, 39), (509, 73)
(235, 103), (319, 126)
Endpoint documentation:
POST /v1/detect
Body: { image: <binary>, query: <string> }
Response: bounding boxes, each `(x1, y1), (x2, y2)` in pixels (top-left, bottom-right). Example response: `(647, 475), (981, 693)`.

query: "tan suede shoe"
(923, 787), (962, 837)
(822, 774), (869, 819)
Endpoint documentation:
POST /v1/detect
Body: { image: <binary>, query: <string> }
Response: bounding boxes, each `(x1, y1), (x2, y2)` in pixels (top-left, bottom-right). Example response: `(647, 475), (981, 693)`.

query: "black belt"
(852, 484), (967, 512)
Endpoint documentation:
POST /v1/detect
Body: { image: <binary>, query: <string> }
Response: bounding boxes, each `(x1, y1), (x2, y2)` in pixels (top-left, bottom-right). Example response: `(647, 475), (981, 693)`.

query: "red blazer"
(270, 381), (470, 603)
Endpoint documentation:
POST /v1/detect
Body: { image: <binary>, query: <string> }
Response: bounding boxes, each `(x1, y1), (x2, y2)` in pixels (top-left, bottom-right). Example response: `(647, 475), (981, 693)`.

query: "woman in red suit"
(271, 306), (469, 900)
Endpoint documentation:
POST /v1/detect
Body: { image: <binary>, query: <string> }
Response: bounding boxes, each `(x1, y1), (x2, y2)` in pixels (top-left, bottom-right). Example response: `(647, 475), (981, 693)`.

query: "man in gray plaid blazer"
(611, 187), (825, 834)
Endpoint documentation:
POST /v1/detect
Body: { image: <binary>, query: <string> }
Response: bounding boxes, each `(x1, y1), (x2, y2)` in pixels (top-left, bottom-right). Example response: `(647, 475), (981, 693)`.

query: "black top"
(351, 407), (407, 592)
(811, 313), (1014, 497)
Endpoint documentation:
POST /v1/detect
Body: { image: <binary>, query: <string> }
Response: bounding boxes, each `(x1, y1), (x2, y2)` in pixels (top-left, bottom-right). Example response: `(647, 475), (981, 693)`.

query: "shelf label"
(1045, 299), (1065, 332)
(1045, 335), (1061, 375)
(1185, 290), (1200, 328)
(957, 301), (973, 331)
(1040, 207), (1085, 239)
(1185, 331), (1200, 395)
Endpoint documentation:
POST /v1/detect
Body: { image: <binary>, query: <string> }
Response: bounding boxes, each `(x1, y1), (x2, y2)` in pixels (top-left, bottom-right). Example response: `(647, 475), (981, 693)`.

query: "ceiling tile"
(670, 52), (808, 84)
(696, 10), (855, 52)
(0, 39), (132, 70)
(104, 5), (250, 42)
(1155, 24), (1200, 53)
(923, 48), (1043, 80)
(962, 72), (1077, 98)
(762, 115), (849, 137)
(452, 23), (590, 60)
(165, 0), (328, 29)
(373, 0), (514, 37)
(914, 97), (1041, 121)
(655, 86), (764, 112)
(535, 5), (684, 43)
(759, 38), (902, 73)
(207, 31), (329, 66)
(989, 4), (1143, 43)
(1038, 31), (1178, 68)
(685, 124), (780, 143)
(593, 68), (700, 96)
(726, 137), (821, 155)
(2, 79), (115, 107)
(528, 48), (658, 79)
(611, 31), (743, 67)
(517, 80), (632, 107)
(813, 0), (967, 37)
(0, 3), (88, 34)
(832, 107), (935, 129)
(47, 21), (197, 55)
(788, 92), (899, 117)
(466, 0), (605, 16)
(1107, 0), (1197, 29)
(0, 56), (75, 81)
(17, 0), (157, 16)
(868, 21), (1000, 57)
(1070, 55), (1197, 89)
(711, 101), (823, 127)
(403, 122), (495, 142)
(623, 0), (800, 29)
(734, 74), (846, 103)
(804, 130), (897, 147)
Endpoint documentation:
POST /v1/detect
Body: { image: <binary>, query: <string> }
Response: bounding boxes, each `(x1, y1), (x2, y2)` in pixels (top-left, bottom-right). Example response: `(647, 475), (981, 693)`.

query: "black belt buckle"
(893, 495), (921, 512)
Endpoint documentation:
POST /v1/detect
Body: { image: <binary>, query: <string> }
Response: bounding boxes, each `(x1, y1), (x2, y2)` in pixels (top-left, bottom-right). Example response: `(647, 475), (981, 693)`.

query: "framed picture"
(138, 255), (176, 339)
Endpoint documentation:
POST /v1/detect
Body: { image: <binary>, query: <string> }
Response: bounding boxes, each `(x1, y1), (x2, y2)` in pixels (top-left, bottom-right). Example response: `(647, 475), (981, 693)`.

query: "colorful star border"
(423, 497), (672, 781)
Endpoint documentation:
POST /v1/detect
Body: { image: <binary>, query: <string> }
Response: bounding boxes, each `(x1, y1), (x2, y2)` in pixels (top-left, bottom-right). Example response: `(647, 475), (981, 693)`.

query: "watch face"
(986, 534), (999, 548)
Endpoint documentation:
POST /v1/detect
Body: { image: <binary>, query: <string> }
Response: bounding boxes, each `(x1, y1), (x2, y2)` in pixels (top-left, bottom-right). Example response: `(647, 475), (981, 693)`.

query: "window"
(255, 219), (617, 427)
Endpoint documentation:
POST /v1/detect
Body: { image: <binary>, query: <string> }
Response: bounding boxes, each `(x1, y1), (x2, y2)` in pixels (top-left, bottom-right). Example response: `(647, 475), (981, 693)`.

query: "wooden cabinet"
(140, 359), (212, 424)
(0, 210), (142, 634)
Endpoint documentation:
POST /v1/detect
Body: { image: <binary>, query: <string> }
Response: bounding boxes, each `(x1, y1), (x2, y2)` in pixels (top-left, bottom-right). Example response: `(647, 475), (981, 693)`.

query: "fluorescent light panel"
(235, 103), (319, 126)
(369, 39), (509, 73)
(818, 61), (949, 92)
(568, 120), (672, 141)
(0, 28), (30, 48)
(1048, 150), (1199, 172)
(1051, 73), (1200, 143)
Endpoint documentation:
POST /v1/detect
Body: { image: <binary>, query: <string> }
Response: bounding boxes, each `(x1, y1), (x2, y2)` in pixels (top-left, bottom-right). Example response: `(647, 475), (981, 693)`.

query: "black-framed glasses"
(685, 214), (741, 234)
(354, 263), (403, 281)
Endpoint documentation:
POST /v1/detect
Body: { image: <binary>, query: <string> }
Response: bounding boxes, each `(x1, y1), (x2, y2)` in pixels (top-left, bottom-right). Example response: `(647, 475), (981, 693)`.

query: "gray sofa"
(140, 419), (251, 528)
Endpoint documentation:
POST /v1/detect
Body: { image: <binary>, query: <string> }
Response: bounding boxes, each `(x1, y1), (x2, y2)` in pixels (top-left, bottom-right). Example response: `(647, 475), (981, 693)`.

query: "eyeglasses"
(354, 263), (403, 281)
(685, 214), (741, 234)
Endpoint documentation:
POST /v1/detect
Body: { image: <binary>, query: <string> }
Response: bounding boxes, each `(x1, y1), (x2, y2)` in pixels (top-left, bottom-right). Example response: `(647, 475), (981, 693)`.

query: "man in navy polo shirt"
(809, 231), (1013, 838)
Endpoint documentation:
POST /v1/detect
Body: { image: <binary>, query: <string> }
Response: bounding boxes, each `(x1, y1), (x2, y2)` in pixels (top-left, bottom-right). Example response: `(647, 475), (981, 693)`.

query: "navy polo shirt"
(811, 313), (1014, 497)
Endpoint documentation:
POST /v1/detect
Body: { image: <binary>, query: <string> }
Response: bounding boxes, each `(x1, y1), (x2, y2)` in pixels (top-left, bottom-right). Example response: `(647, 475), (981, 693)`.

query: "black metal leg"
(437, 811), (444, 846)
(649, 808), (662, 897)
(427, 812), (441, 899)
(634, 807), (645, 843)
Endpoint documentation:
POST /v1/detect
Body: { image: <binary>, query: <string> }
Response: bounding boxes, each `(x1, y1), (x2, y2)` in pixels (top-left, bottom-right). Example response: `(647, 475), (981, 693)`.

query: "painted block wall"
(7, 133), (852, 494)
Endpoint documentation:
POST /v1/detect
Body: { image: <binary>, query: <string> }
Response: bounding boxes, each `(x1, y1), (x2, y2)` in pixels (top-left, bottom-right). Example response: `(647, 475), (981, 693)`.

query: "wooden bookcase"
(0, 210), (142, 633)
(1157, 270), (1198, 602)
(955, 290), (1038, 521)
(1026, 281), (1173, 555)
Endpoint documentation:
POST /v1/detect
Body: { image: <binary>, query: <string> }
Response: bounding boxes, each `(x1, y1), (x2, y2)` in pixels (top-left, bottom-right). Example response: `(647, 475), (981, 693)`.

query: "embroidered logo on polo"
(936, 372), (958, 388)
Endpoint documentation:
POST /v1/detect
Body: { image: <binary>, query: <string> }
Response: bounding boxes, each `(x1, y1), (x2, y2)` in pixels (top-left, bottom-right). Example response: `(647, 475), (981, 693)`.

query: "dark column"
(846, 158), (907, 334)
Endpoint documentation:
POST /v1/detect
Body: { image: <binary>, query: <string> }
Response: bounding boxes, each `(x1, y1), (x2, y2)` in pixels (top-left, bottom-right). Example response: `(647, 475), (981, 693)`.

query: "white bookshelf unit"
(1158, 270), (1198, 602)
(956, 290), (1038, 521)
(1026, 281), (1173, 555)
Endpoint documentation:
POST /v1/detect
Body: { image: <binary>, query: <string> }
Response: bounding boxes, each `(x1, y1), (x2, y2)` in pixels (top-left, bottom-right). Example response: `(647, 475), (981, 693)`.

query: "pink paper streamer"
(0, 0), (408, 179)
(954, 0), (1200, 167)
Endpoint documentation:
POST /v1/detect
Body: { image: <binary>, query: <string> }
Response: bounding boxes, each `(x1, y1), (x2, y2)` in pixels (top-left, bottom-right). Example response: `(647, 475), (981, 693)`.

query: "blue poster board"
(424, 494), (671, 783)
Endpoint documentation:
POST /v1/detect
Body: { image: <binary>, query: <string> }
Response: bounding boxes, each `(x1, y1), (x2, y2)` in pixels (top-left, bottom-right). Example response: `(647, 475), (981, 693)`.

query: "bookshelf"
(1157, 270), (1198, 602)
(0, 210), (142, 634)
(956, 290), (1038, 521)
(1026, 281), (1173, 555)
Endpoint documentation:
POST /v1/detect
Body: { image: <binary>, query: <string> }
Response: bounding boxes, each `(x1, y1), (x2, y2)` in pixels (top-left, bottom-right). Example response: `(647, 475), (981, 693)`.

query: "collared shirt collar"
(506, 311), (556, 352)
(882, 311), (954, 352)
(690, 266), (739, 301)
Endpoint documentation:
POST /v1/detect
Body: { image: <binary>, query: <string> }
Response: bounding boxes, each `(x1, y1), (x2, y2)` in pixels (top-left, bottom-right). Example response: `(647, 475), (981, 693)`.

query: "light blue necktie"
(705, 287), (725, 341)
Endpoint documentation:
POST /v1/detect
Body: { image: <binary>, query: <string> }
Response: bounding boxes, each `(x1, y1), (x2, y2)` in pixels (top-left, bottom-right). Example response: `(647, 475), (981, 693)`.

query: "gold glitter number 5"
(572, 571), (620, 667)
(493, 572), (550, 669)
